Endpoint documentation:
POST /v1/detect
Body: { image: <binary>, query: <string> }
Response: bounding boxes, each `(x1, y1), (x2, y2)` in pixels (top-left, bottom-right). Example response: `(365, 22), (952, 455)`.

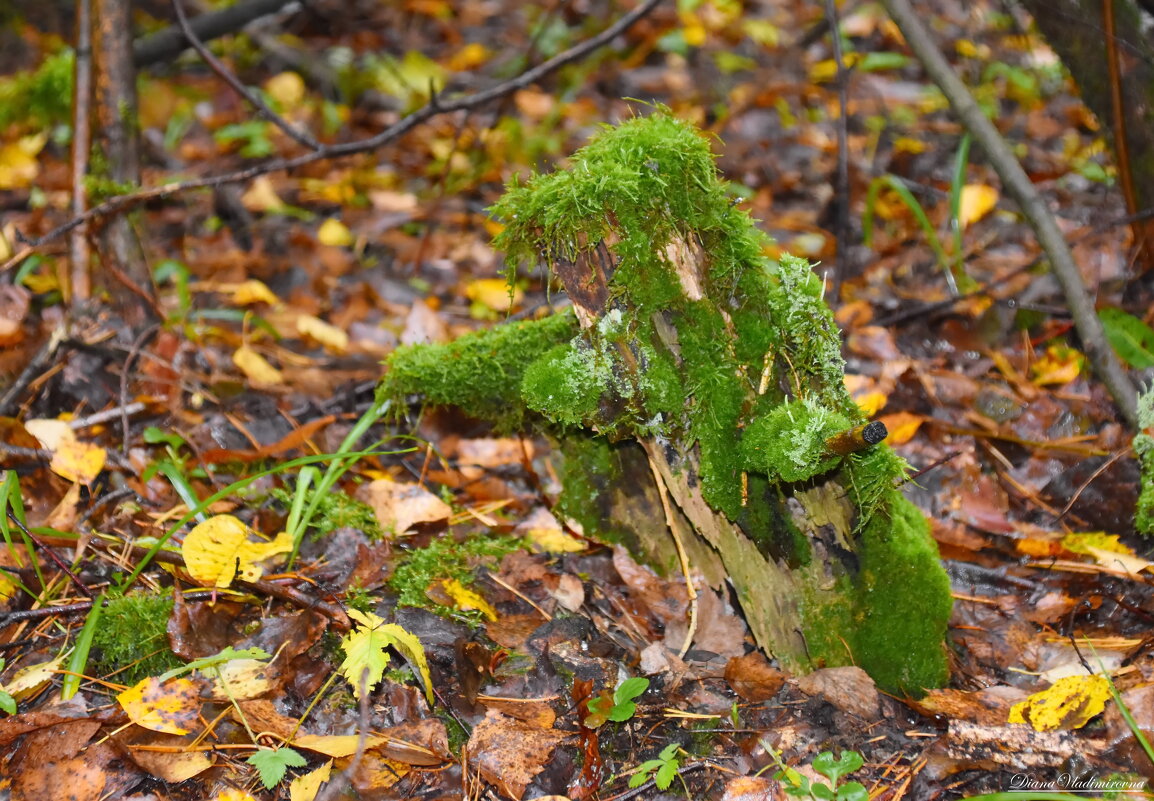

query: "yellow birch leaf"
(3, 655), (63, 701)
(214, 790), (259, 801)
(234, 346), (284, 387)
(296, 314), (349, 353)
(289, 760), (333, 801)
(433, 578), (498, 621)
(118, 676), (202, 735)
(182, 515), (292, 588)
(853, 390), (888, 417)
(204, 658), (275, 700)
(957, 184), (999, 228)
(317, 218), (354, 247)
(232, 279), (279, 306)
(1008, 674), (1111, 731)
(24, 418), (106, 483)
(465, 278), (522, 312)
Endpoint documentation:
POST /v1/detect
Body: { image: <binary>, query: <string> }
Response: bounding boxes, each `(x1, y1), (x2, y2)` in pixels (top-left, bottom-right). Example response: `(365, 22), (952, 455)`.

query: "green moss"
(91, 592), (181, 684)
(0, 49), (74, 131)
(522, 342), (614, 428)
(379, 310), (579, 429)
(743, 398), (848, 483)
(271, 487), (381, 541)
(388, 533), (522, 622)
(554, 433), (619, 539)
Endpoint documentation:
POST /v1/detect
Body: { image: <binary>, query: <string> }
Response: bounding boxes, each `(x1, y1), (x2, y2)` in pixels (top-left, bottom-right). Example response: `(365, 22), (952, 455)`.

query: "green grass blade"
(61, 591), (106, 700)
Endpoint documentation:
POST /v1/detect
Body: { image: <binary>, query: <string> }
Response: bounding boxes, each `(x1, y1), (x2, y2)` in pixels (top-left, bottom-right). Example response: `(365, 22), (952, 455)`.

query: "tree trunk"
(92, 0), (157, 328)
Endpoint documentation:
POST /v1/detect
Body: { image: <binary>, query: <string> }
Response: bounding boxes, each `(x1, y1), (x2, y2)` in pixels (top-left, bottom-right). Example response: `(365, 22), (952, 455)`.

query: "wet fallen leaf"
(229, 279), (280, 306)
(3, 654), (64, 701)
(339, 609), (434, 704)
(241, 175), (287, 211)
(1009, 674), (1111, 731)
(289, 760), (332, 801)
(467, 709), (571, 800)
(1030, 344), (1084, 386)
(24, 418), (106, 484)
(181, 514), (293, 588)
(265, 71), (306, 109)
(0, 132), (47, 189)
(877, 410), (924, 444)
(296, 313), (349, 353)
(118, 676), (202, 735)
(518, 507), (585, 553)
(724, 651), (785, 702)
(466, 278), (522, 312)
(428, 578), (498, 621)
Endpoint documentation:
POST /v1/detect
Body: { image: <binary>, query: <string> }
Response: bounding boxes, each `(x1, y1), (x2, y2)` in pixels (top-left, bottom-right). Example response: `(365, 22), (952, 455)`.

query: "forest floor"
(1, 0), (1153, 799)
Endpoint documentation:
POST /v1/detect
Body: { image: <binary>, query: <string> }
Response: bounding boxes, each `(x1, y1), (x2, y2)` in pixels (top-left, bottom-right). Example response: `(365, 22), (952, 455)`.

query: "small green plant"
(271, 485), (382, 541)
(0, 659), (16, 715)
(584, 676), (649, 727)
(776, 750), (867, 801)
(90, 591), (182, 684)
(215, 120), (276, 158)
(629, 742), (681, 790)
(388, 533), (522, 621)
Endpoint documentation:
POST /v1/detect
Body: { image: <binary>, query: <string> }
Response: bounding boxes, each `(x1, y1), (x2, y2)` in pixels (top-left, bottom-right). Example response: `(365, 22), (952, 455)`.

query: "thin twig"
(69, 0), (93, 305)
(0, 325), (65, 417)
(5, 0), (663, 261)
(880, 0), (1139, 428)
(171, 0), (321, 151)
(5, 510), (93, 598)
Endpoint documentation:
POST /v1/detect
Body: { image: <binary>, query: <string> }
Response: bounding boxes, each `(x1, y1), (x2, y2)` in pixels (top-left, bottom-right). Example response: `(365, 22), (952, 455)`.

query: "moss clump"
(91, 592), (181, 684)
(0, 49), (74, 131)
(388, 533), (522, 622)
(379, 310), (579, 429)
(743, 398), (848, 483)
(522, 342), (615, 428)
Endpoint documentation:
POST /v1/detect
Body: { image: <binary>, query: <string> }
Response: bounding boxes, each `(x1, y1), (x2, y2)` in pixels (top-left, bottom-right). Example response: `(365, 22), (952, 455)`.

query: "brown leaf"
(794, 666), (881, 720)
(467, 709), (571, 800)
(725, 651), (785, 702)
(721, 776), (786, 801)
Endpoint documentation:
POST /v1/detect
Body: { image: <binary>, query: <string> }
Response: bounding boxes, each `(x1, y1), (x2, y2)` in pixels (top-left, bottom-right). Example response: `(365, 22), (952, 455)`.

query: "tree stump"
(381, 112), (952, 694)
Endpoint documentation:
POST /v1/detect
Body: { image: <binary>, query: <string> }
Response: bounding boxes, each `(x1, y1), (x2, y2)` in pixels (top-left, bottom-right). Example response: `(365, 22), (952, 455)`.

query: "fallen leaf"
(339, 609), (434, 705)
(358, 479), (451, 536)
(181, 515), (293, 588)
(296, 313), (349, 353)
(957, 184), (999, 227)
(118, 676), (202, 735)
(24, 418), (106, 484)
(3, 655), (64, 701)
(465, 278), (522, 312)
(233, 346), (285, 387)
(1030, 344), (1084, 386)
(318, 218), (354, 247)
(241, 175), (286, 212)
(231, 279), (280, 306)
(204, 657), (276, 700)
(877, 411), (924, 445)
(0, 132), (47, 190)
(293, 734), (387, 758)
(265, 71), (306, 109)
(724, 651), (785, 702)
(289, 760), (332, 801)
(794, 666), (881, 720)
(466, 709), (571, 800)
(517, 507), (585, 553)
(1009, 674), (1111, 731)
(428, 578), (498, 621)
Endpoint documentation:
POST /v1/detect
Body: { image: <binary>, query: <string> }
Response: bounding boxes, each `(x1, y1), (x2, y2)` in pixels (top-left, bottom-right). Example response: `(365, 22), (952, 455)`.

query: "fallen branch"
(4, 0), (662, 268)
(132, 0), (296, 68)
(880, 0), (1139, 429)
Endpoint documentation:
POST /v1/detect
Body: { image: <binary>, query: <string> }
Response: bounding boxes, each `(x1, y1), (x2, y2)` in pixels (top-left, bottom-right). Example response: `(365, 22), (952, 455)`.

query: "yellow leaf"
(1062, 531), (1128, 556)
(24, 419), (106, 484)
(232, 279), (279, 306)
(265, 71), (306, 110)
(296, 314), (349, 353)
(679, 9), (706, 46)
(465, 278), (522, 312)
(0, 133), (46, 190)
(1031, 344), (1084, 386)
(957, 184), (999, 228)
(3, 655), (63, 701)
(434, 578), (498, 621)
(878, 411), (924, 445)
(317, 218), (354, 247)
(0, 569), (15, 601)
(1085, 546), (1153, 575)
(893, 137), (928, 155)
(289, 760), (333, 801)
(1008, 674), (1111, 731)
(118, 676), (202, 735)
(519, 508), (586, 554)
(340, 609), (434, 705)
(214, 790), (259, 801)
(181, 515), (292, 588)
(448, 42), (490, 71)
(233, 346), (284, 387)
(853, 391), (888, 417)
(204, 658), (275, 700)
(293, 735), (385, 758)
(241, 175), (286, 212)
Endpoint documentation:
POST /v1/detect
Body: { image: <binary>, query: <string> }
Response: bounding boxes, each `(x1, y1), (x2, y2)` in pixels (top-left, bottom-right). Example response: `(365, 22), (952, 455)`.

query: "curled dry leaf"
(724, 651), (785, 702)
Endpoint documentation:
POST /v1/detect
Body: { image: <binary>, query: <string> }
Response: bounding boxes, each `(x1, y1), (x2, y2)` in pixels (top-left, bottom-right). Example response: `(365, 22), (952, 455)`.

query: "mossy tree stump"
(381, 112), (952, 694)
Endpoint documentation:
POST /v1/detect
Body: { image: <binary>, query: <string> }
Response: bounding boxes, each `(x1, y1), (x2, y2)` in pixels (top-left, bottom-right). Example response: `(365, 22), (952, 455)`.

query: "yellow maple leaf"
(118, 676), (202, 735)
(181, 515), (292, 588)
(957, 184), (999, 228)
(1008, 674), (1111, 731)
